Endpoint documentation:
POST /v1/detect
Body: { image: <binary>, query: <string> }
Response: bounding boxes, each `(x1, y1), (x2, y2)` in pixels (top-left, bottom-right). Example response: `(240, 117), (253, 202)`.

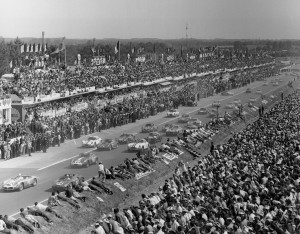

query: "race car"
(212, 100), (221, 108)
(198, 108), (208, 115)
(178, 114), (191, 123)
(2, 174), (38, 191)
(249, 97), (257, 103)
(117, 133), (136, 144)
(273, 82), (279, 86)
(208, 109), (218, 118)
(142, 123), (158, 133)
(166, 125), (183, 136)
(167, 109), (180, 117)
(52, 174), (81, 192)
(97, 139), (119, 150)
(225, 102), (235, 109)
(256, 89), (262, 94)
(162, 123), (175, 132)
(221, 91), (234, 96)
(146, 132), (162, 144)
(186, 122), (199, 129)
(128, 139), (150, 151)
(70, 152), (99, 167)
(245, 88), (251, 93)
(233, 99), (241, 104)
(188, 118), (202, 127)
(186, 100), (197, 107)
(82, 136), (102, 148)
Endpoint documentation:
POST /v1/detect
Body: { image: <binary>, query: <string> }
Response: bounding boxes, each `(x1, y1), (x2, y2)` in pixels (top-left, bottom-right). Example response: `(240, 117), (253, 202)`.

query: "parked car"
(52, 174), (81, 192)
(146, 132), (162, 143)
(142, 123), (158, 133)
(70, 152), (99, 167)
(198, 108), (208, 114)
(128, 139), (150, 151)
(118, 133), (136, 144)
(166, 125), (183, 136)
(167, 109), (180, 117)
(188, 118), (202, 127)
(178, 114), (191, 123)
(82, 136), (102, 148)
(97, 139), (119, 150)
(2, 174), (38, 191)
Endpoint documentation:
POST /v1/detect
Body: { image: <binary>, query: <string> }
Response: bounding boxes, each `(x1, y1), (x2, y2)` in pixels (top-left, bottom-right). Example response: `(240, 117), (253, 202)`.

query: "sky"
(1, 0), (300, 40)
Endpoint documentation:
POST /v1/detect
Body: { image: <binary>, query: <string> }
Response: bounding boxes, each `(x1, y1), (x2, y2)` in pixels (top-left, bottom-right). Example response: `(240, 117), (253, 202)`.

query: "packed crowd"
(85, 91), (300, 234)
(0, 55), (278, 160)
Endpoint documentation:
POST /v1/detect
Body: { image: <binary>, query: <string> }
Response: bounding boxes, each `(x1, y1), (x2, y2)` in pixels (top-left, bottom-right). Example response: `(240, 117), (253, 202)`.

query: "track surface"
(0, 73), (298, 216)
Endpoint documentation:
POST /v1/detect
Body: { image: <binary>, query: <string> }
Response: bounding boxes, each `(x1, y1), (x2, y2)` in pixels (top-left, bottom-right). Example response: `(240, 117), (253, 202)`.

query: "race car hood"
(3, 178), (20, 186)
(71, 157), (86, 164)
(54, 178), (72, 187)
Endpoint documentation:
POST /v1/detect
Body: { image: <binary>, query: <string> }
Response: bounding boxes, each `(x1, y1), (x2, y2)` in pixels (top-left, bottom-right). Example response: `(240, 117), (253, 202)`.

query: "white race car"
(2, 174), (38, 191)
(82, 136), (102, 148)
(128, 139), (150, 151)
(167, 109), (180, 117)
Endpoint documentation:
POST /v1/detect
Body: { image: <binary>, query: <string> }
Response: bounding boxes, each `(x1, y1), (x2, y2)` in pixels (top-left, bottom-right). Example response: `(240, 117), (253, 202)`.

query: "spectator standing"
(98, 162), (106, 182)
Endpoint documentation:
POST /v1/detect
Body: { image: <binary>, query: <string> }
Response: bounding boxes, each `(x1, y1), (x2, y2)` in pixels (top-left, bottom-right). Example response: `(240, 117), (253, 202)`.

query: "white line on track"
(37, 148), (96, 171)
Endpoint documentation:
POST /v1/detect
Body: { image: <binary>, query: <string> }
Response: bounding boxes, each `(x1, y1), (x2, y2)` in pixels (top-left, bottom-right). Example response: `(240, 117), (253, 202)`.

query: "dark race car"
(97, 139), (119, 150)
(52, 174), (82, 192)
(166, 125), (183, 136)
(117, 133), (136, 144)
(146, 132), (162, 144)
(70, 152), (99, 168)
(142, 123), (158, 133)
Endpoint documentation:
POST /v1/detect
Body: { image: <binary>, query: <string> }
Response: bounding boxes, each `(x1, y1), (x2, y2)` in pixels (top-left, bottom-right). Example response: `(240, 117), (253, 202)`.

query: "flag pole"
(118, 41), (121, 61)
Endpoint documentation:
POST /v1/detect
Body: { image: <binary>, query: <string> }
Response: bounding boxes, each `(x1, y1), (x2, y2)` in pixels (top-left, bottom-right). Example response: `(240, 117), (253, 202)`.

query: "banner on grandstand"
(91, 56), (106, 66)
(55, 108), (67, 116)
(136, 55), (146, 63)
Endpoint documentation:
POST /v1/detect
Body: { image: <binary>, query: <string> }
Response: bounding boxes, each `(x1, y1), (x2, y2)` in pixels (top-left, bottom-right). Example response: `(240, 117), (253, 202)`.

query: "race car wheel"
(32, 179), (37, 187)
(19, 183), (24, 191)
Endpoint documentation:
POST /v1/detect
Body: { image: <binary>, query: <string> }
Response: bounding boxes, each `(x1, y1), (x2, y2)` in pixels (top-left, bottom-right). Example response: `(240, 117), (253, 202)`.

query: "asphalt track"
(0, 73), (298, 216)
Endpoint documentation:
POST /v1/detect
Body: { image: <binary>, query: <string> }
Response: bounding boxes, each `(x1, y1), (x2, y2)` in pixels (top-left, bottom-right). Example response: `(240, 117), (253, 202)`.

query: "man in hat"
(98, 162), (106, 182)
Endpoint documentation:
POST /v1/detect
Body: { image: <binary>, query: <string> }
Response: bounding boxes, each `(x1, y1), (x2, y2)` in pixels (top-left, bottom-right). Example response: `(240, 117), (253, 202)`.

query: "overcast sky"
(1, 0), (300, 40)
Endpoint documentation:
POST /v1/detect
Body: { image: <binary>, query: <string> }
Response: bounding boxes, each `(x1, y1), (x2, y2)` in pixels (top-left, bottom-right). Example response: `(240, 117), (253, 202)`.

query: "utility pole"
(42, 31), (45, 55)
(185, 23), (188, 54)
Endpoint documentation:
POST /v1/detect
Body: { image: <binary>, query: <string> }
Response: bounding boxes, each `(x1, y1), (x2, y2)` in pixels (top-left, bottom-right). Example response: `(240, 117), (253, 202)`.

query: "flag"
(114, 41), (120, 54)
(131, 47), (135, 54)
(20, 44), (24, 53)
(39, 44), (42, 52)
(44, 44), (47, 52)
(59, 37), (66, 51)
(9, 61), (13, 68)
